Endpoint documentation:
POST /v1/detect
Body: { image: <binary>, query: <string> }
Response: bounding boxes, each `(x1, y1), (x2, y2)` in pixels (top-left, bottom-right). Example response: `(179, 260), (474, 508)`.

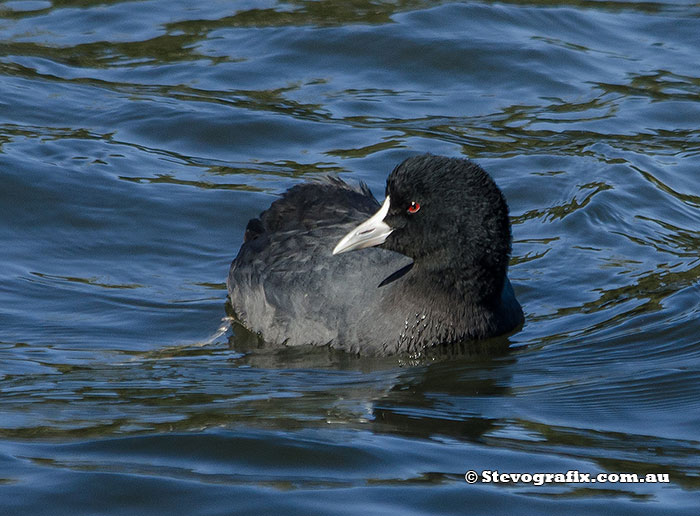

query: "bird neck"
(410, 252), (506, 310)
(380, 257), (508, 354)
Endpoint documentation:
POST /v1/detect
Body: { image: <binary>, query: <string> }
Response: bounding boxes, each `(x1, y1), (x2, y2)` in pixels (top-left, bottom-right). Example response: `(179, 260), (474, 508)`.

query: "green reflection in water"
(29, 271), (143, 290)
(118, 174), (263, 191)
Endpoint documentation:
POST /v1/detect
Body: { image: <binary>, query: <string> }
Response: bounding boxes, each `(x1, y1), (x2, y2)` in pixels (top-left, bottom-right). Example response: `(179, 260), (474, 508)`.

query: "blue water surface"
(1, 1), (699, 514)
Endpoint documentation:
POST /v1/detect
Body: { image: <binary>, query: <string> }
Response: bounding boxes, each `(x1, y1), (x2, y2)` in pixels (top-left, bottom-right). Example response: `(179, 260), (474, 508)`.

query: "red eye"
(407, 201), (420, 214)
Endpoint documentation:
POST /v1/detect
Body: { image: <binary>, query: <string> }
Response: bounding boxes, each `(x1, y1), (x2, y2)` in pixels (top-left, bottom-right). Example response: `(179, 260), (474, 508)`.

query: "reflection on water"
(1, 0), (700, 514)
(2, 342), (698, 505)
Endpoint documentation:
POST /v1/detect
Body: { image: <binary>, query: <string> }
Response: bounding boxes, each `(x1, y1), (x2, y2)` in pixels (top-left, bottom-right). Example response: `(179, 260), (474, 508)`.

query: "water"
(1, 1), (699, 514)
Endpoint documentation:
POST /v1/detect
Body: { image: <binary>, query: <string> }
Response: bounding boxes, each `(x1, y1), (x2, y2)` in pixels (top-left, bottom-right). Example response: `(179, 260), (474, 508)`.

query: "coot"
(227, 154), (523, 355)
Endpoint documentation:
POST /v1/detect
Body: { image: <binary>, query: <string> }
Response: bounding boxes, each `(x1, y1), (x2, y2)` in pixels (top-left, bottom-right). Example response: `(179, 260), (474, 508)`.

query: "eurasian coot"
(227, 154), (523, 355)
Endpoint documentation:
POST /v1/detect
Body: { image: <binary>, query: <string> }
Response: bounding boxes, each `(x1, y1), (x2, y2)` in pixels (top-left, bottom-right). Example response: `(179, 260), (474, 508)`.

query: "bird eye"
(407, 201), (420, 214)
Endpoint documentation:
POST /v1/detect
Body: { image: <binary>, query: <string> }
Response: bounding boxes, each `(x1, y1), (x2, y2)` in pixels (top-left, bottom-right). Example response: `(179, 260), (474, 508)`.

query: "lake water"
(1, 1), (699, 514)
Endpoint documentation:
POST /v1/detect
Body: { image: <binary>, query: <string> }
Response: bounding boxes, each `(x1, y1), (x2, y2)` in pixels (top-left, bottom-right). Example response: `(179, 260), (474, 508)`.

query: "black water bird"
(227, 154), (523, 355)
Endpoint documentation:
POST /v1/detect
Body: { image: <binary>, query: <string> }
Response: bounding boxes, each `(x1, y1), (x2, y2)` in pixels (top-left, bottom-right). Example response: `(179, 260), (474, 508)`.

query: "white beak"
(332, 196), (393, 255)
